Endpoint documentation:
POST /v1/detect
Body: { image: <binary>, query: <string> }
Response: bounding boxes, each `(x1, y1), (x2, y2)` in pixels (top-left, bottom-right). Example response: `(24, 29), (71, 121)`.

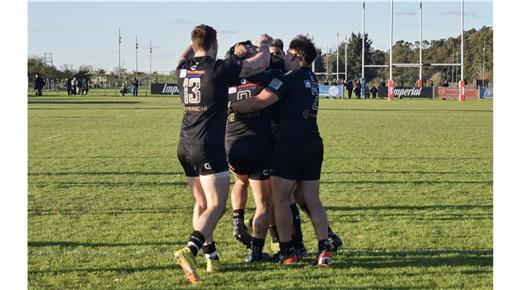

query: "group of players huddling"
(173, 24), (343, 284)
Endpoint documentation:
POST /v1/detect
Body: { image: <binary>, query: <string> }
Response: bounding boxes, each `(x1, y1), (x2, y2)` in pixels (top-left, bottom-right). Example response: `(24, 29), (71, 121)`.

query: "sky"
(28, 0), (493, 74)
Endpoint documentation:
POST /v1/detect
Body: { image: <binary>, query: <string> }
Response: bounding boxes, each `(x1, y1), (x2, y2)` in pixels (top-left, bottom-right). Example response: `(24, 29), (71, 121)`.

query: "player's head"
(191, 24), (218, 58)
(226, 40), (255, 60)
(270, 39), (284, 57)
(284, 35), (317, 71)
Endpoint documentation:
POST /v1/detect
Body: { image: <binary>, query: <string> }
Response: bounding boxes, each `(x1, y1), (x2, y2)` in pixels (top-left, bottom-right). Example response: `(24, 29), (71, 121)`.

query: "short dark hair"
(271, 38), (284, 51)
(226, 40), (253, 59)
(288, 35), (317, 67)
(191, 24), (217, 51)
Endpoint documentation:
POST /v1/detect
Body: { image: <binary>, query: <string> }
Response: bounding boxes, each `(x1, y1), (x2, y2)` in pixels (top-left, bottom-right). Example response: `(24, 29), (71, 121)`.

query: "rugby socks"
(233, 209), (245, 221)
(251, 237), (265, 255)
(318, 239), (332, 252)
(203, 241), (219, 260)
(269, 225), (280, 243)
(290, 203), (304, 249)
(279, 240), (294, 257)
(187, 230), (205, 256)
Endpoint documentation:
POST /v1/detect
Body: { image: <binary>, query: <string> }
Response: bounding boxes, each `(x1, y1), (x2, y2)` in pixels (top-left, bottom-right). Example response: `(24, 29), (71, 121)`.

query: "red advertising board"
(436, 87), (479, 100)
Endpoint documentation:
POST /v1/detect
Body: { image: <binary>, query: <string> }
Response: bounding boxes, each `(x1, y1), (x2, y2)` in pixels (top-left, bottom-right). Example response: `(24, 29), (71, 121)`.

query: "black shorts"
(225, 137), (274, 180)
(177, 142), (228, 177)
(270, 136), (323, 180)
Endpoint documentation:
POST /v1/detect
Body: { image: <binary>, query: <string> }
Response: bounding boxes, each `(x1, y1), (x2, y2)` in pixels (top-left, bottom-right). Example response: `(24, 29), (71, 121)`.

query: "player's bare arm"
(238, 34), (272, 78)
(179, 44), (195, 63)
(230, 88), (279, 113)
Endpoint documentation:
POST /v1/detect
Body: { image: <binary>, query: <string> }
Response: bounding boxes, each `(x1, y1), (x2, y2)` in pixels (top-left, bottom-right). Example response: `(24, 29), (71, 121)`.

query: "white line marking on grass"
(40, 133), (62, 141)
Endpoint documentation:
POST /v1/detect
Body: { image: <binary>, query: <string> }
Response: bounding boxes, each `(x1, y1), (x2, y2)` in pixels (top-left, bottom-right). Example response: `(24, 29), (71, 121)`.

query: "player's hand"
(256, 34), (272, 47)
(233, 44), (249, 58)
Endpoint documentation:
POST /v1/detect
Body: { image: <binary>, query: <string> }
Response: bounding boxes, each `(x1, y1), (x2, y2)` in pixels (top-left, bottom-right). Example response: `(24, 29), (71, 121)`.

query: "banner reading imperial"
(151, 83), (179, 95)
(378, 87), (433, 99)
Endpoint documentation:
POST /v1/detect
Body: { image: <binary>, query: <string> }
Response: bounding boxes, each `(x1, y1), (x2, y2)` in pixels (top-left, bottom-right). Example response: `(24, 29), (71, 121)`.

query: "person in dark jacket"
(345, 79), (353, 99)
(34, 74), (45, 96)
(370, 86), (378, 99)
(65, 78), (72, 96)
(132, 78), (139, 96)
(83, 78), (90, 95)
(354, 80), (361, 98)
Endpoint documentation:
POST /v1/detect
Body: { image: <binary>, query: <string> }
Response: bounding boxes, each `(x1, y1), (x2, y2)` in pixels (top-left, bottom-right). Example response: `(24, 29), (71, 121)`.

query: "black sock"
(290, 203), (304, 248)
(187, 230), (205, 256)
(269, 225), (280, 243)
(318, 239), (331, 252)
(233, 209), (245, 222)
(327, 226), (336, 238)
(280, 241), (294, 256)
(202, 241), (219, 260)
(251, 237), (265, 254)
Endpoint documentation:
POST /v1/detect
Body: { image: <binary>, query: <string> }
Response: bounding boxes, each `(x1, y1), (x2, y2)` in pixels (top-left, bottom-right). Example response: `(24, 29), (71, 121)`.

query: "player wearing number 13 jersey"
(173, 24), (272, 284)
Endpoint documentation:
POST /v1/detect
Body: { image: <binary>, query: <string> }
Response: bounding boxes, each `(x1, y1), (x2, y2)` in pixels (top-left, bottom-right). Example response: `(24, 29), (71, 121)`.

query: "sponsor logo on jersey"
(240, 78), (247, 85)
(179, 69), (187, 78)
(269, 78), (283, 90)
(303, 109), (317, 119)
(304, 80), (311, 88)
(228, 87), (237, 94)
(187, 70), (206, 76)
(190, 65), (198, 70)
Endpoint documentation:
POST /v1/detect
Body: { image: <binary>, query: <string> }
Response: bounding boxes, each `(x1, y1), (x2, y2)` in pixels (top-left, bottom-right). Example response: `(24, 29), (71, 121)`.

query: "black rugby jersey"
(226, 69), (283, 140)
(176, 56), (242, 145)
(266, 67), (320, 142)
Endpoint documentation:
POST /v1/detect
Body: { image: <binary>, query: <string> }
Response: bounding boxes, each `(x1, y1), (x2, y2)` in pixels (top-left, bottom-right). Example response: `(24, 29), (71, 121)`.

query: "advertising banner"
(319, 85), (344, 98)
(151, 83), (179, 95)
(378, 87), (433, 99)
(436, 87), (479, 100)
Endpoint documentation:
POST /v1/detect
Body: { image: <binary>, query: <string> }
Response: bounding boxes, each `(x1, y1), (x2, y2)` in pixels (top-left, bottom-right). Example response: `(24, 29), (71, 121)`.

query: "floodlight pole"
(388, 0), (394, 101)
(135, 34), (138, 78)
(118, 28), (121, 79)
(150, 40), (152, 95)
(361, 0), (366, 96)
(459, 0), (465, 101)
(336, 33), (340, 82)
(344, 35), (348, 81)
(419, 0), (423, 87)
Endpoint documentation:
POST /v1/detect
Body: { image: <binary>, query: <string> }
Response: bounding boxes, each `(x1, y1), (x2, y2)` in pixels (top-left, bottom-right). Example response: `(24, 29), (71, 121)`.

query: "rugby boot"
(244, 250), (271, 263)
(315, 250), (333, 267)
(206, 257), (222, 273)
(174, 247), (200, 284)
(329, 232), (343, 252)
(233, 218), (252, 248)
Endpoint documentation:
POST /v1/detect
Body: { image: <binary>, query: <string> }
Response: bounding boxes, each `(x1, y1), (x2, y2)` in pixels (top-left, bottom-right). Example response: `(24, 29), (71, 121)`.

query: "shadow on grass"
(29, 107), (181, 110)
(320, 180), (492, 185)
(332, 248), (492, 270)
(320, 108), (492, 113)
(326, 204), (492, 212)
(28, 101), (141, 105)
(29, 171), (184, 176)
(31, 181), (186, 188)
(29, 207), (192, 216)
(28, 241), (183, 248)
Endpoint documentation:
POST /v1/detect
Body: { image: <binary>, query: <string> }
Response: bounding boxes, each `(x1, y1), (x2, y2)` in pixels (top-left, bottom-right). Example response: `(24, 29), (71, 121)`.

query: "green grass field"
(28, 90), (493, 289)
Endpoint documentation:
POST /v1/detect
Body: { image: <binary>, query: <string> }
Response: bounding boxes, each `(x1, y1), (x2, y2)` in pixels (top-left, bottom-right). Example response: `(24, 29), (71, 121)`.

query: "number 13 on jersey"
(183, 77), (201, 104)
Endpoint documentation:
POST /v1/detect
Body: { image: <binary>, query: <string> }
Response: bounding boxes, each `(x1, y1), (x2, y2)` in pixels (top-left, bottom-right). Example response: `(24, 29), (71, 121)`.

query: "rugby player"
(173, 24), (272, 283)
(229, 35), (333, 266)
(225, 40), (286, 262)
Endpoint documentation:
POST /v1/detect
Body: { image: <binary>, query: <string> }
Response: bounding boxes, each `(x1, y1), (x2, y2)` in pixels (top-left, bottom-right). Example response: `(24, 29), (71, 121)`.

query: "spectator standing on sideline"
(76, 78), (83, 95)
(379, 78), (386, 87)
(34, 74), (45, 96)
(370, 85), (378, 99)
(71, 77), (77, 95)
(345, 79), (353, 99)
(354, 79), (361, 98)
(133, 78), (139, 96)
(120, 80), (128, 96)
(65, 78), (72, 96)
(83, 78), (90, 95)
